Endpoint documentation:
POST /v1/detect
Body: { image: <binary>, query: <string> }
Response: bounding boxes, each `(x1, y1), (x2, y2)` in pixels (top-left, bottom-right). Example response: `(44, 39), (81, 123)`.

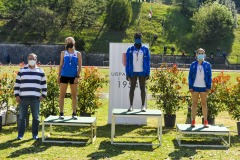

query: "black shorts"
(60, 76), (75, 84)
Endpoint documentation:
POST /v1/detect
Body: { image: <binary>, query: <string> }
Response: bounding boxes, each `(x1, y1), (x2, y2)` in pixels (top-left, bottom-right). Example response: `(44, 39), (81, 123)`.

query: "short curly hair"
(28, 53), (37, 60)
(134, 32), (142, 39)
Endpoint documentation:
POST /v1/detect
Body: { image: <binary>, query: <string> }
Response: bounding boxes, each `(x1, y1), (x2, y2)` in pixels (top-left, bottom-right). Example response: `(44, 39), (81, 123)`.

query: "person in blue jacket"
(58, 37), (82, 120)
(125, 32), (150, 112)
(188, 48), (212, 128)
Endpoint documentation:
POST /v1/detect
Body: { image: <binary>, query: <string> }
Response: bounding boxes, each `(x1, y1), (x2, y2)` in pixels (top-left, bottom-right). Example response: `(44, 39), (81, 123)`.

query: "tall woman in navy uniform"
(58, 37), (82, 119)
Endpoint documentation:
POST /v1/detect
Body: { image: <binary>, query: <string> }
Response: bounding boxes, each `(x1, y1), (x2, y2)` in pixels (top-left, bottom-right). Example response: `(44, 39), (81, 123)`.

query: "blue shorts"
(133, 72), (145, 76)
(193, 87), (207, 92)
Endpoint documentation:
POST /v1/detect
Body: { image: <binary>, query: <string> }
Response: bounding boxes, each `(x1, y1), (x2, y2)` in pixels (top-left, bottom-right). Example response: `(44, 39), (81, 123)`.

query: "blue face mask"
(197, 54), (204, 60)
(134, 39), (142, 44)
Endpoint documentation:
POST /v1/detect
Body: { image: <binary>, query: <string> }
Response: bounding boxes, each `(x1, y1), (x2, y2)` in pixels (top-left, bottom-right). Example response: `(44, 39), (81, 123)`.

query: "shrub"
(192, 2), (234, 44)
(106, 0), (132, 30)
(226, 76), (240, 120)
(150, 64), (187, 115)
(173, 0), (198, 16)
(40, 66), (59, 118)
(197, 72), (231, 118)
(0, 69), (17, 110)
(0, 69), (17, 125)
(74, 35), (85, 51)
(77, 66), (107, 115)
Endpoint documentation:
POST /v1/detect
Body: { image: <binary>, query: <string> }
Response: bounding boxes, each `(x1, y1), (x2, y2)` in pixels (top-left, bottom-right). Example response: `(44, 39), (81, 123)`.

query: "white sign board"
(108, 43), (149, 124)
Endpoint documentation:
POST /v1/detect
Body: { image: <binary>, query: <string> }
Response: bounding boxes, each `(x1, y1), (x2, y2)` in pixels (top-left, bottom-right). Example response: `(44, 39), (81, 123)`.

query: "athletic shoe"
(127, 106), (133, 112)
(204, 120), (209, 128)
(59, 112), (64, 120)
(141, 106), (146, 112)
(190, 119), (196, 127)
(33, 135), (39, 140)
(72, 113), (78, 120)
(17, 136), (23, 140)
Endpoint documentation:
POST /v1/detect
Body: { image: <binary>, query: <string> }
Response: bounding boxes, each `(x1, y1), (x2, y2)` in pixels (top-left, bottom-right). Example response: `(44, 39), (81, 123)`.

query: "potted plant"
(197, 72), (230, 124)
(226, 76), (240, 136)
(150, 64), (187, 127)
(41, 66), (59, 118)
(0, 115), (2, 130)
(0, 101), (3, 130)
(77, 66), (107, 116)
(0, 72), (17, 126)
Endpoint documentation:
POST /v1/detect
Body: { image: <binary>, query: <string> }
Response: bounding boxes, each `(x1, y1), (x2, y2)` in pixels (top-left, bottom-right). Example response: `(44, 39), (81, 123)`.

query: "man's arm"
(14, 70), (21, 103)
(41, 70), (47, 98)
(14, 70), (21, 97)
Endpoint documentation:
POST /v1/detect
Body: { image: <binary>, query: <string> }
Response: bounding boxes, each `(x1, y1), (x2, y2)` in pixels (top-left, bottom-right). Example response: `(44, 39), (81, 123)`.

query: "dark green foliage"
(77, 67), (107, 115)
(74, 35), (85, 51)
(150, 65), (186, 115)
(18, 6), (57, 39)
(106, 0), (132, 30)
(173, 0), (198, 16)
(163, 7), (194, 51)
(213, 0), (238, 28)
(41, 68), (59, 118)
(68, 0), (104, 35)
(0, 0), (239, 58)
(192, 2), (234, 45)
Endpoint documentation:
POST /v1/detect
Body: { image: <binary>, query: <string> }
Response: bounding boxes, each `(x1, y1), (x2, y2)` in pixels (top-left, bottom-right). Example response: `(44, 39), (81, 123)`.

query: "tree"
(174, 0), (198, 16)
(205, 0), (238, 28)
(0, 0), (26, 20)
(106, 0), (132, 30)
(218, 0), (238, 28)
(192, 2), (234, 44)
(19, 6), (56, 39)
(0, 1), (5, 18)
(67, 0), (104, 35)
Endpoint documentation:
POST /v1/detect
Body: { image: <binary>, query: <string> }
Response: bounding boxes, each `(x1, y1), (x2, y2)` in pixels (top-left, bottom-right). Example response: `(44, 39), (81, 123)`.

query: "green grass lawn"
(0, 99), (239, 160)
(0, 66), (240, 159)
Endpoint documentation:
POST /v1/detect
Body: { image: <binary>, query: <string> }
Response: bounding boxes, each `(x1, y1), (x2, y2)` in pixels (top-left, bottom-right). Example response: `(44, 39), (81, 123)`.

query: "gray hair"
(28, 53), (37, 60)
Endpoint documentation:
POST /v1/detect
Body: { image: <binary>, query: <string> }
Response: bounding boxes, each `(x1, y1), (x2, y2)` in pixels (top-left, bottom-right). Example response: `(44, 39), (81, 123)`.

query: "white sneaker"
(127, 106), (133, 112)
(141, 106), (146, 112)
(72, 113), (78, 120)
(59, 113), (64, 120)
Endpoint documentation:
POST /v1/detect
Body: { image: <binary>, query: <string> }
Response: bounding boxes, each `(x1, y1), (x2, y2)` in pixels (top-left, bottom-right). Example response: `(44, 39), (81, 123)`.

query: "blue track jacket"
(125, 45), (150, 77)
(188, 60), (212, 89)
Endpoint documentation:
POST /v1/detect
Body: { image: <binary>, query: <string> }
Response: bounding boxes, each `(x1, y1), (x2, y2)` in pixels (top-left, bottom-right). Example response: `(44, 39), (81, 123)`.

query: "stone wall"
(0, 44), (239, 69)
(0, 44), (63, 65)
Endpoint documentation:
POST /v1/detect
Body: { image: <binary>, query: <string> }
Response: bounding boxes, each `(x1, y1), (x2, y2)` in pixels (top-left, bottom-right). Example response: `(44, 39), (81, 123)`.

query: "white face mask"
(28, 60), (36, 66)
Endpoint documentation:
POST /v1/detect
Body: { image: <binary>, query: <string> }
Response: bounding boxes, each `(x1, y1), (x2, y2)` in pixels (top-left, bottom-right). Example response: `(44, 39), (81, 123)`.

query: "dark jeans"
(18, 97), (40, 137)
(129, 75), (146, 106)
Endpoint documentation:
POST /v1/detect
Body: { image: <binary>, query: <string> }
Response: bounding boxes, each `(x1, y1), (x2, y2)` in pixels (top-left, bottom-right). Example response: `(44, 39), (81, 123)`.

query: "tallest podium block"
(108, 43), (149, 125)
